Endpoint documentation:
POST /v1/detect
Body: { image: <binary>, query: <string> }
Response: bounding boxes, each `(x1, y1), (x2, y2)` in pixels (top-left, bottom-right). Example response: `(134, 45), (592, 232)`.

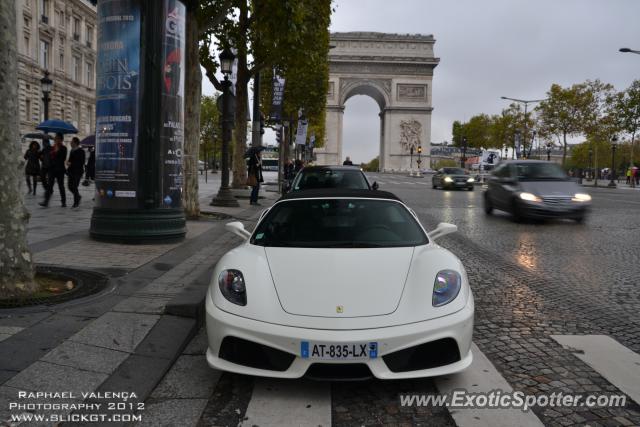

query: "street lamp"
(588, 148), (593, 180)
(619, 47), (640, 55)
(608, 136), (618, 188)
(501, 96), (546, 159)
(461, 137), (467, 168)
(40, 70), (53, 121)
(211, 47), (239, 207)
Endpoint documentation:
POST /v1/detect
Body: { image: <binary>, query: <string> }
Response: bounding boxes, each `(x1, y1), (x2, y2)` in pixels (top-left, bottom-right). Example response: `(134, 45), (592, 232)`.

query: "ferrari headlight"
(519, 192), (541, 202)
(433, 270), (461, 307)
(218, 269), (247, 306)
(571, 193), (591, 202)
(467, 177), (475, 182)
(444, 177), (454, 183)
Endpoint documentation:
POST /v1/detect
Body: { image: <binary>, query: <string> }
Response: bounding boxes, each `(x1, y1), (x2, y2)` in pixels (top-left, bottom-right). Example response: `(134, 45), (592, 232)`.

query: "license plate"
(301, 341), (378, 360)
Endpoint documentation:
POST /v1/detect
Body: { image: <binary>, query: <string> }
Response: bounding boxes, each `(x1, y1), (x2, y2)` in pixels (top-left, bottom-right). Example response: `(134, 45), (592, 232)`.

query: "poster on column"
(159, 0), (186, 209)
(94, 0), (141, 209)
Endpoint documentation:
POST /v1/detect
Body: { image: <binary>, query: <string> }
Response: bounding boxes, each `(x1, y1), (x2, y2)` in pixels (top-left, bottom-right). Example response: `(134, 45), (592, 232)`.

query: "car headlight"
(433, 270), (462, 307)
(519, 192), (541, 202)
(467, 177), (475, 182)
(572, 193), (591, 202)
(218, 269), (247, 306)
(444, 177), (454, 183)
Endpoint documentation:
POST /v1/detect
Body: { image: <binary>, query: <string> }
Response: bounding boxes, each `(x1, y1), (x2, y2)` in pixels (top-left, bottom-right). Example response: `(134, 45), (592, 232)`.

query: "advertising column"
(90, 0), (187, 243)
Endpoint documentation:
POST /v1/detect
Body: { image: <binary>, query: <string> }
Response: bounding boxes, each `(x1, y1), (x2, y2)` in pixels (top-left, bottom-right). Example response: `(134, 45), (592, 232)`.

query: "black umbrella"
(22, 132), (50, 140)
(80, 135), (95, 147)
(244, 145), (266, 158)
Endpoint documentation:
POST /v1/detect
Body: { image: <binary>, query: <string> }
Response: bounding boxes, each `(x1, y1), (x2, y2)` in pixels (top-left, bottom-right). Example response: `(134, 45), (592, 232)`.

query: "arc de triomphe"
(314, 32), (439, 171)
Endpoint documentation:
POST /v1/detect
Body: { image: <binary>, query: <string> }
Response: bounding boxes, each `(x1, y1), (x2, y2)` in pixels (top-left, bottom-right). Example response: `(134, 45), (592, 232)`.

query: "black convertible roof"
(278, 188), (402, 202)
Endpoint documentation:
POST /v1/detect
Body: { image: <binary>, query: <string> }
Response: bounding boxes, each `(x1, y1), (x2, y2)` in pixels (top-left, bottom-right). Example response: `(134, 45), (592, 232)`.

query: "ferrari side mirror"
(429, 222), (457, 241)
(225, 221), (251, 241)
(372, 181), (379, 190)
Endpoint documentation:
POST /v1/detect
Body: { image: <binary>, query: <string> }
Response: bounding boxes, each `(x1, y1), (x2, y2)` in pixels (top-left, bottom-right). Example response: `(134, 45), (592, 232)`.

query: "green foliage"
(361, 156), (379, 172)
(616, 79), (640, 157)
(199, 95), (221, 163)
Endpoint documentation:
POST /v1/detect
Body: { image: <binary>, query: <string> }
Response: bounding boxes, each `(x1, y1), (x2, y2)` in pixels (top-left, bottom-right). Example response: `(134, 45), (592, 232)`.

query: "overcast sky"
(204, 0), (640, 164)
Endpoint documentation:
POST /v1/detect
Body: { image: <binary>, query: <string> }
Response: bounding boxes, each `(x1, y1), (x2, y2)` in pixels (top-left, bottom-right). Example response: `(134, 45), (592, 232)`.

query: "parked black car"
(432, 167), (475, 190)
(285, 165), (378, 193)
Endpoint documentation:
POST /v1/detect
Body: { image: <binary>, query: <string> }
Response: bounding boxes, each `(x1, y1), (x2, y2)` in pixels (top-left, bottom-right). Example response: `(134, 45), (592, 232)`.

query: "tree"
(536, 83), (592, 166)
(200, 95), (221, 168)
(616, 79), (640, 167)
(183, 2), (202, 218)
(0, 1), (36, 297)
(199, 0), (331, 188)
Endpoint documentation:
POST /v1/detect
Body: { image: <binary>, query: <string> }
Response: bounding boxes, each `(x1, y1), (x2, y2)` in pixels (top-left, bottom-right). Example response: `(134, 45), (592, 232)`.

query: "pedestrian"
(39, 133), (67, 207)
(84, 146), (95, 184)
(294, 159), (304, 174)
(343, 156), (353, 166)
(24, 140), (41, 195)
(66, 137), (85, 208)
(626, 168), (631, 184)
(247, 149), (264, 206)
(40, 136), (51, 190)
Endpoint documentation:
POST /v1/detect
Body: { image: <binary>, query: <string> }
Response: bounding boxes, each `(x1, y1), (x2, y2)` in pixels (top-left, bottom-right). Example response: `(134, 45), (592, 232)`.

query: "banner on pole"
(295, 119), (308, 145)
(308, 133), (315, 148)
(270, 71), (285, 121)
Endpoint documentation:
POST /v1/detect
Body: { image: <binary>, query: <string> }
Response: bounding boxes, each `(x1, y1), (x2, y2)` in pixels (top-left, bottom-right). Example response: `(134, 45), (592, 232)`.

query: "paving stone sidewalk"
(0, 175), (278, 426)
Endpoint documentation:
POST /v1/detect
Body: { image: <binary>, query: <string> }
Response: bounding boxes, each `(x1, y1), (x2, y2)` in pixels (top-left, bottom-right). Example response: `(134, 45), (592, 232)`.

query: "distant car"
(287, 165), (378, 193)
(432, 168), (475, 191)
(484, 160), (591, 222)
(205, 189), (474, 379)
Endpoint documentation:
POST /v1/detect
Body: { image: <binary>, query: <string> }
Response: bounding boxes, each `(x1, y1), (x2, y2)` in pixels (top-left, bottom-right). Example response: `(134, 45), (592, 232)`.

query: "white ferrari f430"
(205, 189), (474, 380)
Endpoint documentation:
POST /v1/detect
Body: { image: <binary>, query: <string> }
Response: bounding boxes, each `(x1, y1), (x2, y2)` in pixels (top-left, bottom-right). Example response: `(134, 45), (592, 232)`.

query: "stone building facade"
(16, 0), (97, 149)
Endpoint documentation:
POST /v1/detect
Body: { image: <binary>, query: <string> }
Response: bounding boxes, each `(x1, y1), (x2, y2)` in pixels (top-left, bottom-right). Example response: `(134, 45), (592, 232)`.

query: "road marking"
(551, 335), (640, 405)
(241, 379), (331, 427)
(436, 343), (544, 427)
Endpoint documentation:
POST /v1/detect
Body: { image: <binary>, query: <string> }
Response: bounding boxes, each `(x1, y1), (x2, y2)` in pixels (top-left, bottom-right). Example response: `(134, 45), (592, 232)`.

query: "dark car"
(432, 167), (475, 191)
(484, 160), (591, 222)
(287, 165), (378, 193)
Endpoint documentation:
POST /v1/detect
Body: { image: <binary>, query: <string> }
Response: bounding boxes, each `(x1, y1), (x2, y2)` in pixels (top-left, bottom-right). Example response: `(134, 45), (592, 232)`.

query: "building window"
(87, 105), (94, 132)
(86, 25), (93, 48)
(86, 62), (94, 87)
(40, 40), (50, 69)
(73, 17), (80, 40)
(57, 10), (64, 28)
(25, 100), (31, 122)
(73, 56), (80, 81)
(74, 101), (81, 125)
(24, 35), (30, 55)
(59, 50), (64, 70)
(40, 0), (49, 23)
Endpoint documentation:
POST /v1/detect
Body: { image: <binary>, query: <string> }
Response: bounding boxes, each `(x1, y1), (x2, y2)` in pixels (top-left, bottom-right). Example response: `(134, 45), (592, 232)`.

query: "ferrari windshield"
(515, 163), (568, 180)
(251, 198), (428, 248)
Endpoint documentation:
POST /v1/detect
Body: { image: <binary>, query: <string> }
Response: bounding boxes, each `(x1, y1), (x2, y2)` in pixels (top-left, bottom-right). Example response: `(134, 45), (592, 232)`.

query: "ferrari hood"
(264, 247), (414, 317)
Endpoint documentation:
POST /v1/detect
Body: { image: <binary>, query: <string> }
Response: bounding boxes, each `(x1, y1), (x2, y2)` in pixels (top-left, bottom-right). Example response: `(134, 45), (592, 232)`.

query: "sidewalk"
(0, 175), (279, 425)
(581, 178), (640, 190)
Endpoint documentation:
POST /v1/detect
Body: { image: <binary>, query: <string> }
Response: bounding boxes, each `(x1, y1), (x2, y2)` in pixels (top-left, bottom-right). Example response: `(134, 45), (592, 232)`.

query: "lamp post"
(211, 47), (239, 207)
(461, 136), (467, 168)
(588, 148), (593, 180)
(501, 96), (546, 158)
(40, 70), (52, 121)
(608, 136), (618, 188)
(619, 47), (640, 55)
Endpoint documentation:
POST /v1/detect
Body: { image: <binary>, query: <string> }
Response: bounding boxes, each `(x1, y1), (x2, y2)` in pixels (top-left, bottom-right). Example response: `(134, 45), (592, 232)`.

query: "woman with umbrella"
(246, 146), (264, 206)
(23, 141), (41, 195)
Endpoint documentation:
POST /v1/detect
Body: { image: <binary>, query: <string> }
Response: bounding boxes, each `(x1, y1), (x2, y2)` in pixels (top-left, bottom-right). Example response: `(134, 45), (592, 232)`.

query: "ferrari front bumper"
(205, 291), (474, 379)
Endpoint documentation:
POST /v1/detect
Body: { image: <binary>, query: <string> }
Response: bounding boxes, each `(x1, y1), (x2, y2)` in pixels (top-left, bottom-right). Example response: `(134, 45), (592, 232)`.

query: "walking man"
(39, 133), (67, 207)
(67, 137), (85, 208)
(343, 156), (353, 166)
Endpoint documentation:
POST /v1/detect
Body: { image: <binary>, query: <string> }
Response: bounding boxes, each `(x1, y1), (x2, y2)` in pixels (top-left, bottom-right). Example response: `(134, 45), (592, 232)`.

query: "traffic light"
(260, 113), (265, 135)
(417, 145), (422, 154)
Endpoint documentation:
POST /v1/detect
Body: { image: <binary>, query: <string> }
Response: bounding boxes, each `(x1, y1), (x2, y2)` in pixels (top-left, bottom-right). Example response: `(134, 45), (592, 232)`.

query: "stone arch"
(315, 32), (439, 172)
